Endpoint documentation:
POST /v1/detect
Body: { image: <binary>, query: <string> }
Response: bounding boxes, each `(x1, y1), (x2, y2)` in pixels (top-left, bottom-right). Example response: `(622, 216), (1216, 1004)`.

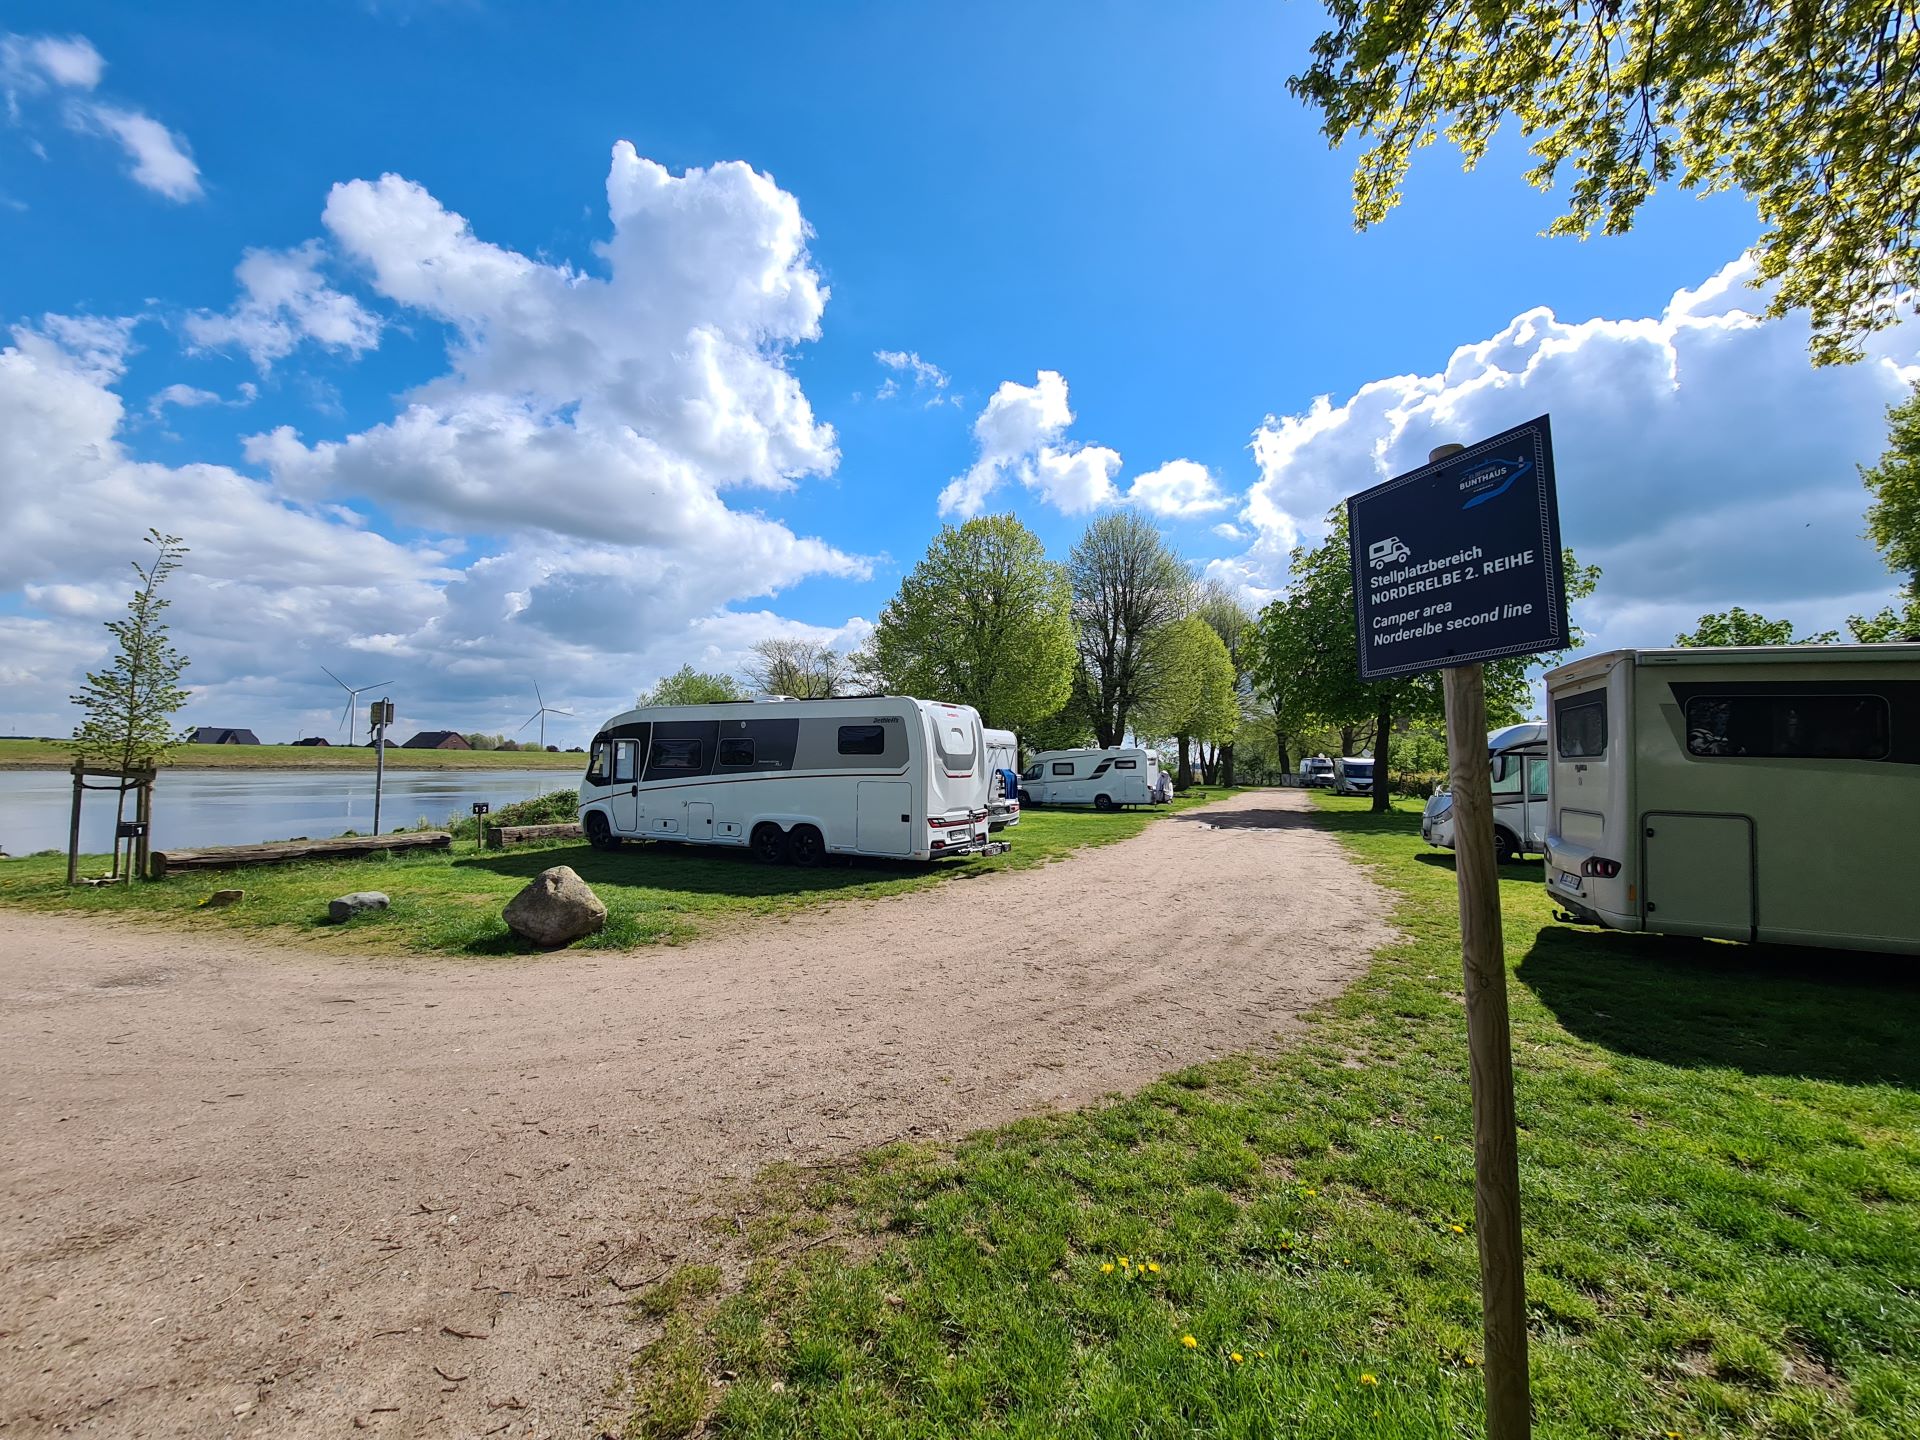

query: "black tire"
(1493, 828), (1521, 865)
(751, 822), (789, 865)
(584, 811), (620, 851)
(1094, 793), (1115, 812)
(789, 824), (825, 867)
(1017, 789), (1032, 805)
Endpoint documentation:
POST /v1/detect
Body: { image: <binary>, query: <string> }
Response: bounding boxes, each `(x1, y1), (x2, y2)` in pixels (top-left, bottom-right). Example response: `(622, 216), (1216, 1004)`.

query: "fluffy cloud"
(2, 30), (202, 200)
(1125, 459), (1232, 517)
(1215, 258), (1920, 640)
(939, 370), (1122, 518)
(186, 241), (381, 369)
(0, 146), (874, 744)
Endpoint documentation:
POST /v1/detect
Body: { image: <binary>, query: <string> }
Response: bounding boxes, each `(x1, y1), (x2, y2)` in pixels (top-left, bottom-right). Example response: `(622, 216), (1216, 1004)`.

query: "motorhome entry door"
(1642, 813), (1755, 942)
(856, 781), (914, 856)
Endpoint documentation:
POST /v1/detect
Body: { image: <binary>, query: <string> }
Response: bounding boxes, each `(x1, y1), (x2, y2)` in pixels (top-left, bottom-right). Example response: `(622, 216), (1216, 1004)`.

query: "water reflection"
(0, 768), (578, 854)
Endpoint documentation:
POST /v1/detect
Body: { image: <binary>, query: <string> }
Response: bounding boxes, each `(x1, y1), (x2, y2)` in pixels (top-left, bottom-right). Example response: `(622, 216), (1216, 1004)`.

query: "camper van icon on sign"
(1368, 536), (1410, 569)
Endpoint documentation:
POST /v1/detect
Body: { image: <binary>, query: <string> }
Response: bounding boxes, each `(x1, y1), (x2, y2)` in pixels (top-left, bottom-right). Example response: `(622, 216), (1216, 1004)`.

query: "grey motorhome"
(1544, 645), (1920, 955)
(1421, 723), (1548, 862)
(579, 696), (997, 864)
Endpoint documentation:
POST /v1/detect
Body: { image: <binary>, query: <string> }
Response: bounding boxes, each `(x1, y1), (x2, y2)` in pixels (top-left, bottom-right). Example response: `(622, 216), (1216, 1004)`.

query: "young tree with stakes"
(70, 530), (191, 879)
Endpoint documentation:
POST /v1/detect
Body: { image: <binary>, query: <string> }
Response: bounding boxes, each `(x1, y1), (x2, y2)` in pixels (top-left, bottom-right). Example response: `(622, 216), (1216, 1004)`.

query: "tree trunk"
(1177, 734), (1193, 787)
(1221, 741), (1236, 787)
(1340, 724), (1357, 757)
(1371, 694), (1393, 813)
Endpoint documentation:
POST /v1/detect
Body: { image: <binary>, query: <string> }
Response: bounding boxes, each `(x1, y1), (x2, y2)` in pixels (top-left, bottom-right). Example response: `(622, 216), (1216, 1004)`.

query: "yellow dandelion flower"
(1464, 1356), (1476, 1366)
(1181, 1334), (1198, 1349)
(1450, 1224), (1465, 1234)
(1100, 1263), (1114, 1273)
(1118, 1256), (1130, 1266)
(1230, 1353), (1244, 1364)
(1146, 1262), (1160, 1273)
(1360, 1372), (1379, 1386)
(1304, 1188), (1318, 1197)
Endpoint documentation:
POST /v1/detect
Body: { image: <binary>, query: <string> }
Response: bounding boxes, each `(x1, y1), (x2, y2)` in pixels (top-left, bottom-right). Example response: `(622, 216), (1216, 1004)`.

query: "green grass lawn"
(0, 737), (585, 770)
(0, 790), (1236, 955)
(616, 794), (1920, 1439)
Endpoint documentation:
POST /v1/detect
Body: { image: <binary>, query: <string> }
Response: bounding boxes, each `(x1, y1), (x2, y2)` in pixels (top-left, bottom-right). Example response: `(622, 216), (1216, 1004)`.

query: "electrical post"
(371, 698), (394, 836)
(1345, 421), (1566, 1440)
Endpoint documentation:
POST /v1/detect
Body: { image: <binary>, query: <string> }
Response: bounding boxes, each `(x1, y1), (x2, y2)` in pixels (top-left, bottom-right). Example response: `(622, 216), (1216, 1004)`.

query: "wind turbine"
(518, 682), (573, 751)
(321, 665), (394, 742)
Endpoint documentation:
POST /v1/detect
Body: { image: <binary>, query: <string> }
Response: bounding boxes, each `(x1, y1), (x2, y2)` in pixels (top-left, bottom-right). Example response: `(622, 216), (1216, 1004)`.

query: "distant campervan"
(577, 695), (998, 865)
(1017, 747), (1163, 810)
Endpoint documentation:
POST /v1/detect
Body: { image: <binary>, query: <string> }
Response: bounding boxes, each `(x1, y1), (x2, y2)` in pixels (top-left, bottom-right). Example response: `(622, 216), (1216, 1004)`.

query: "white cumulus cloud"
(1212, 256), (1920, 639)
(939, 369), (1121, 518)
(1126, 459), (1233, 517)
(186, 241), (381, 369)
(80, 103), (201, 200)
(3, 30), (202, 200)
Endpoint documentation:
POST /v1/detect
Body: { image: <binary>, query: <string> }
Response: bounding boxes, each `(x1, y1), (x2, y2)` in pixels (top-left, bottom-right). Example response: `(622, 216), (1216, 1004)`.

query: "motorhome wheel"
(751, 822), (790, 865)
(584, 811), (620, 851)
(1094, 793), (1114, 812)
(1493, 828), (1520, 865)
(788, 824), (825, 867)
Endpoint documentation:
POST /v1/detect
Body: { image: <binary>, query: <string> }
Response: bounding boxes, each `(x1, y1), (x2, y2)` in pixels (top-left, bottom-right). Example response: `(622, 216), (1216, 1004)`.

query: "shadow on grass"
(1518, 922), (1920, 1090)
(452, 839), (966, 898)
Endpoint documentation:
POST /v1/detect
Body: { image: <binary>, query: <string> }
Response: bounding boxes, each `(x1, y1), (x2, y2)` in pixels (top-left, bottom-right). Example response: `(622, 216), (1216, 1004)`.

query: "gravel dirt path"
(0, 790), (1394, 1438)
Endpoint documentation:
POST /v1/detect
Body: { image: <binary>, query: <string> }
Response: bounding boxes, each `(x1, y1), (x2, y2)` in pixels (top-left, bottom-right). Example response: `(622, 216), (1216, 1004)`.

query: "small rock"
(201, 889), (245, 908)
(328, 891), (390, 924)
(502, 866), (606, 948)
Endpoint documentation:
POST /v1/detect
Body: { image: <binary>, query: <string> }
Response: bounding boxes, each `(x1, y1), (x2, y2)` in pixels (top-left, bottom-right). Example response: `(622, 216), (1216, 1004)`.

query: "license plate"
(1558, 871), (1582, 889)
(948, 828), (970, 842)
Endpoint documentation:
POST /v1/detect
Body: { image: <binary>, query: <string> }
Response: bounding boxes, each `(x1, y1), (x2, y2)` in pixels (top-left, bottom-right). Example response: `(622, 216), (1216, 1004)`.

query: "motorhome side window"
(837, 725), (885, 756)
(650, 738), (702, 772)
(588, 739), (612, 785)
(1490, 754), (1524, 796)
(716, 737), (755, 767)
(612, 740), (638, 783)
(1685, 694), (1891, 760)
(1114, 758), (1137, 769)
(1021, 763), (1042, 780)
(1556, 695), (1606, 757)
(1051, 761), (1075, 776)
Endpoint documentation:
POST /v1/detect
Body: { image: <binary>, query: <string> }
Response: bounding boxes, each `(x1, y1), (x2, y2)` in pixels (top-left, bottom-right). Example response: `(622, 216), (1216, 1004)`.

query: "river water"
(0, 768), (579, 855)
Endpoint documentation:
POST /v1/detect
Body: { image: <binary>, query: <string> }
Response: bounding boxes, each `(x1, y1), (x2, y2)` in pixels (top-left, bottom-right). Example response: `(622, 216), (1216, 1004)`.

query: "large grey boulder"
(502, 866), (606, 948)
(328, 891), (389, 923)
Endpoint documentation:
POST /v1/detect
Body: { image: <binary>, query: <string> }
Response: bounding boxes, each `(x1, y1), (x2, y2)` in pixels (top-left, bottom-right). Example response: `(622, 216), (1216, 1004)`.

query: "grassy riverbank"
(0, 737), (586, 771)
(0, 790), (1237, 954)
(614, 794), (1920, 1439)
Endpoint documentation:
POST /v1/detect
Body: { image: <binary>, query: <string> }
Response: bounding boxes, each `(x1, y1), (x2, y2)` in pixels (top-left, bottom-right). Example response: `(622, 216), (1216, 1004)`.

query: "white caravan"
(1017, 747), (1162, 810)
(1542, 645), (1919, 956)
(578, 696), (999, 864)
(983, 727), (1022, 830)
(1420, 723), (1548, 862)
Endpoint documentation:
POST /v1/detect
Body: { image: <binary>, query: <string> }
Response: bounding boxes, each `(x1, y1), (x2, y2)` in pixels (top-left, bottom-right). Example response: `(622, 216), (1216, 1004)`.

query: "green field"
(0, 737), (586, 771)
(616, 794), (1920, 1439)
(0, 790), (1235, 954)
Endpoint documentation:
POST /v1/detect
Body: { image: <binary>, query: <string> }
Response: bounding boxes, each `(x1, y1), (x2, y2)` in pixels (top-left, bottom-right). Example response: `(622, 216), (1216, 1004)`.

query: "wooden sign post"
(1346, 422), (1567, 1440)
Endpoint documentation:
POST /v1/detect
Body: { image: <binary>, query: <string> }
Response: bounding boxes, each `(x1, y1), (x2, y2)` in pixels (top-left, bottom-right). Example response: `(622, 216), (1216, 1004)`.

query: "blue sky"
(2, 1), (1915, 746)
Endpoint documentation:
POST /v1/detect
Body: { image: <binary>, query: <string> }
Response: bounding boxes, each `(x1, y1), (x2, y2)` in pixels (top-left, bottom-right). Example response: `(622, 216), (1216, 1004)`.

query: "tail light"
(1581, 857), (1621, 878)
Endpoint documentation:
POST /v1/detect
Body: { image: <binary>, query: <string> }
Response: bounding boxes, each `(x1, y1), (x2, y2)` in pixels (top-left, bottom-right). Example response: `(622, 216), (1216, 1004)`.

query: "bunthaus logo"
(1456, 455), (1532, 510)
(1367, 536), (1410, 569)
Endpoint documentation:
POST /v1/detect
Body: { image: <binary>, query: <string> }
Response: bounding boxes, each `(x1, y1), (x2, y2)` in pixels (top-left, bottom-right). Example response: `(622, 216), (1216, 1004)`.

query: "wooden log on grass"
(150, 831), (451, 876)
(484, 822), (584, 849)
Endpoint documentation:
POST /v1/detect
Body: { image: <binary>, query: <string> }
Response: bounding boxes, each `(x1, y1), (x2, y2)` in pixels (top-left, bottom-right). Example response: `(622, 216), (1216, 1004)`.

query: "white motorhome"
(1421, 723), (1548, 862)
(1331, 755), (1374, 796)
(578, 696), (999, 864)
(983, 728), (1022, 830)
(1543, 645), (1919, 956)
(1017, 747), (1162, 810)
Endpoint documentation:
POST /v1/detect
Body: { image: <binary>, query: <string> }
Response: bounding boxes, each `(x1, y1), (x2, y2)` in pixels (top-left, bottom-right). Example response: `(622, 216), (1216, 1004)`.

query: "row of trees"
(646, 514), (1252, 784)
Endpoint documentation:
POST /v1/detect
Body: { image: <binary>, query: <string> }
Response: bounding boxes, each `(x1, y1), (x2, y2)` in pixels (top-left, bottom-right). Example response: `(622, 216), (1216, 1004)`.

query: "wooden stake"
(1444, 661), (1531, 1439)
(67, 761), (83, 887)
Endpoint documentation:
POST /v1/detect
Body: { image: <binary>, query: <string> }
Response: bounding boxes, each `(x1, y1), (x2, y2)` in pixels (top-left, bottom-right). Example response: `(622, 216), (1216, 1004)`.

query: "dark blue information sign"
(1347, 415), (1566, 680)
